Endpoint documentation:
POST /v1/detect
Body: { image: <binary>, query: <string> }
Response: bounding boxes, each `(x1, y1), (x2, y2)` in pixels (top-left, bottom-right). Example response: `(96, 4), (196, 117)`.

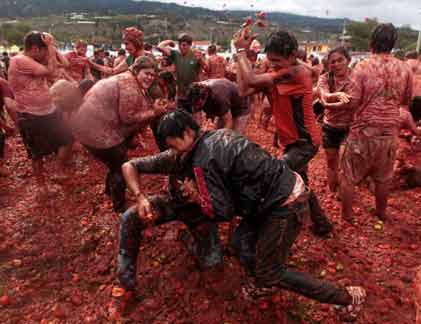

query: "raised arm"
(156, 40), (175, 57)
(89, 59), (129, 76)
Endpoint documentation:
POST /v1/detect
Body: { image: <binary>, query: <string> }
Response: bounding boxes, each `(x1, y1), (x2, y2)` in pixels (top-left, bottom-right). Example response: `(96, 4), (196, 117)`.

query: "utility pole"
(418, 10), (421, 53)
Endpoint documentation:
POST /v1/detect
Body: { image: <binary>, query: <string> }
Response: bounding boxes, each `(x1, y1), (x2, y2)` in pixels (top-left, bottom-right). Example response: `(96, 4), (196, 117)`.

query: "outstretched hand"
(178, 179), (200, 204)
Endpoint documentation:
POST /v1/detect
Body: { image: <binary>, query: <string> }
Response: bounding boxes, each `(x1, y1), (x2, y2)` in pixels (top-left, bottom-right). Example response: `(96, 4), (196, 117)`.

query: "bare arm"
(236, 51), (276, 90)
(90, 59), (128, 76)
(55, 49), (69, 68)
(156, 40), (175, 57)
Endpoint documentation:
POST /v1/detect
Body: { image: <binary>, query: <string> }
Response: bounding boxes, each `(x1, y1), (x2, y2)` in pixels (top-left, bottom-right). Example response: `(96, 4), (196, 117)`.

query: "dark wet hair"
(208, 44), (217, 54)
(405, 50), (419, 60)
(327, 46), (351, 62)
(370, 23), (397, 54)
(186, 82), (209, 106)
(178, 33), (193, 45)
(24, 31), (47, 50)
(129, 56), (157, 75)
(159, 71), (175, 83)
(264, 30), (298, 58)
(157, 110), (200, 142)
(310, 56), (320, 66)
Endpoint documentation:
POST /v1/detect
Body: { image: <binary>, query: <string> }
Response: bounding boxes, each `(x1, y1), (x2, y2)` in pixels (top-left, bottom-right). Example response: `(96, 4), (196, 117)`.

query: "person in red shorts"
(340, 24), (413, 222)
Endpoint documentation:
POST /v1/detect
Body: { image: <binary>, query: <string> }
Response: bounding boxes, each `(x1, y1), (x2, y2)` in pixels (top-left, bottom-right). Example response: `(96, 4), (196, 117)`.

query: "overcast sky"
(156, 0), (421, 30)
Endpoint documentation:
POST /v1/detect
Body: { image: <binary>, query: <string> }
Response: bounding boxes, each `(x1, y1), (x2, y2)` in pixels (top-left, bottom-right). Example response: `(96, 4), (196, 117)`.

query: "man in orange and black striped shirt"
(235, 29), (332, 236)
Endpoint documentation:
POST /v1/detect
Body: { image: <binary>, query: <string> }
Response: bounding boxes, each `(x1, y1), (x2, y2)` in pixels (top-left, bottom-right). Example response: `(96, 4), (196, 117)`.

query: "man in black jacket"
(119, 111), (365, 320)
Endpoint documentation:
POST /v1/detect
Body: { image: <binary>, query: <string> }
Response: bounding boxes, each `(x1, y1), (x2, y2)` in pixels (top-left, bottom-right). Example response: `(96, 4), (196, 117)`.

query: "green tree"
(1, 22), (32, 46)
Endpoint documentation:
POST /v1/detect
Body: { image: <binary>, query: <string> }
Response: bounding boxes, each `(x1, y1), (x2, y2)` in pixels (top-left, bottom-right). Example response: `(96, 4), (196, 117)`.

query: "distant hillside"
(0, 0), (346, 33)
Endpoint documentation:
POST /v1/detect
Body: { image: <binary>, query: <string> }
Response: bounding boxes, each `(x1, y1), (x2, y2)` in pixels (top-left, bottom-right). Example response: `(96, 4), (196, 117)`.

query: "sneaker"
(335, 286), (366, 322)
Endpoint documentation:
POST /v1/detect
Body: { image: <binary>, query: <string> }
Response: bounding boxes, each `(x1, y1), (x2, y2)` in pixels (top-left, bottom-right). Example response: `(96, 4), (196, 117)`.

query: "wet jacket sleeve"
(129, 150), (179, 175)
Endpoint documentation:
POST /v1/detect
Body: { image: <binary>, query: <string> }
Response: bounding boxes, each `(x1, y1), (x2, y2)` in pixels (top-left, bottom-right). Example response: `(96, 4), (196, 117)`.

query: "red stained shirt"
(8, 54), (54, 116)
(349, 54), (413, 138)
(317, 72), (353, 129)
(268, 65), (321, 146)
(65, 51), (90, 82)
(70, 71), (152, 149)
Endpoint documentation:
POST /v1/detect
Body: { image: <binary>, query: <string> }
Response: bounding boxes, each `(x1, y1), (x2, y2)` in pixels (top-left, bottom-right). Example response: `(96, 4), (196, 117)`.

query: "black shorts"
(17, 110), (73, 160)
(322, 124), (348, 149)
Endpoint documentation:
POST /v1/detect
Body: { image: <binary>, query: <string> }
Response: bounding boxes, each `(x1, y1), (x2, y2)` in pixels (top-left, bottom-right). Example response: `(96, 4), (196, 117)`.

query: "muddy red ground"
(0, 119), (420, 324)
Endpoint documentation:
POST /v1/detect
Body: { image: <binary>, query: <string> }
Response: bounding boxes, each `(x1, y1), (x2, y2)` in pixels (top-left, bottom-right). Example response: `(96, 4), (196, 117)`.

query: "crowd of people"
(0, 21), (420, 322)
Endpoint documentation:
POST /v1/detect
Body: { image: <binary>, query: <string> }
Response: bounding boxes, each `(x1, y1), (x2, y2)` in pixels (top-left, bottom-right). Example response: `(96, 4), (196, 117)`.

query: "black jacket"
(130, 129), (296, 221)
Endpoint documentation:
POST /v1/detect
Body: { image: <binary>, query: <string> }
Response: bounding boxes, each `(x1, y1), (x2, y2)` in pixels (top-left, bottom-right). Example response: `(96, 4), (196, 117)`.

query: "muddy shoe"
(335, 286), (366, 322)
(117, 251), (137, 291)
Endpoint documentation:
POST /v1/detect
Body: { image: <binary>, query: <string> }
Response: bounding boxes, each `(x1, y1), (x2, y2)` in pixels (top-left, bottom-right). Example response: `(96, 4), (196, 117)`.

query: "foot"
(311, 221), (333, 237)
(335, 286), (366, 322)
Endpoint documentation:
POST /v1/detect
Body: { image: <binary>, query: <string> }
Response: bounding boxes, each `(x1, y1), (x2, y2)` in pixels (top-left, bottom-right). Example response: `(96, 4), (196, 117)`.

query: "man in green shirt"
(158, 33), (208, 105)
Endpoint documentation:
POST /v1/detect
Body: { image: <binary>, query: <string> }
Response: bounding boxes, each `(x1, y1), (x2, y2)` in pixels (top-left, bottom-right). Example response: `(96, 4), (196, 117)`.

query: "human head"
(50, 80), (83, 112)
(118, 48), (126, 56)
(178, 33), (193, 55)
(2, 52), (8, 57)
(122, 26), (144, 56)
(327, 46), (351, 76)
(208, 44), (217, 55)
(24, 31), (48, 62)
(264, 30), (298, 70)
(405, 50), (419, 60)
(369, 23), (397, 54)
(74, 40), (87, 56)
(157, 110), (200, 153)
(186, 82), (210, 112)
(129, 56), (157, 89)
(246, 49), (258, 65)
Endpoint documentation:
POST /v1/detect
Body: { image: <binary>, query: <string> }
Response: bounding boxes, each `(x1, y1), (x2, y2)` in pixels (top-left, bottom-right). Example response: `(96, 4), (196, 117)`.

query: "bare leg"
(374, 181), (389, 221)
(325, 148), (340, 192)
(340, 177), (355, 222)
